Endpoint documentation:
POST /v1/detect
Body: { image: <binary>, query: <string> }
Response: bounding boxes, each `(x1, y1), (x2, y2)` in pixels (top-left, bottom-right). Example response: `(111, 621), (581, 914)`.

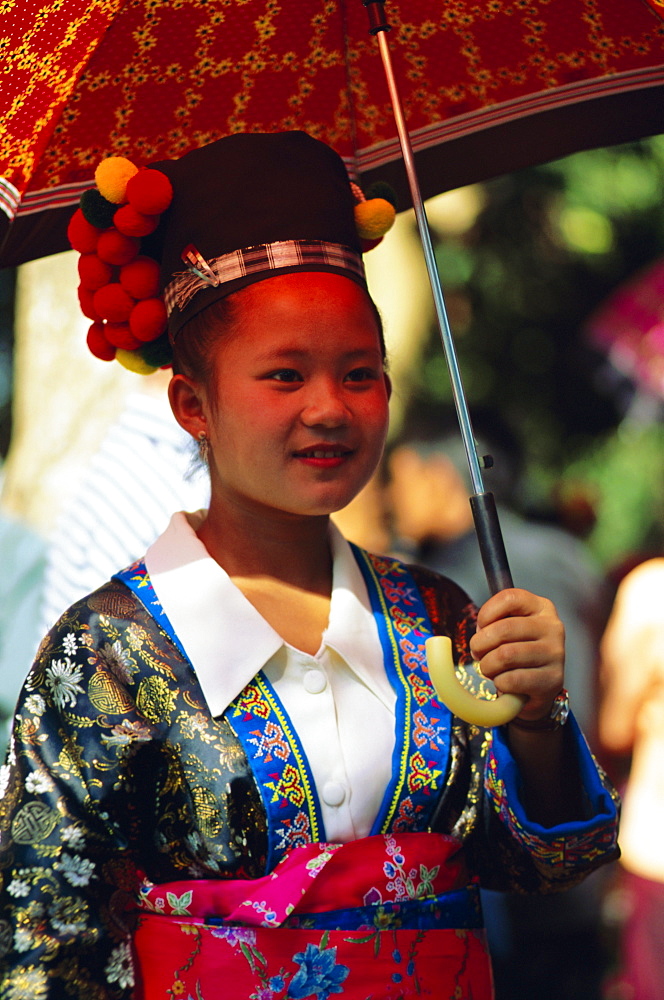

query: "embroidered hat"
(69, 131), (396, 374)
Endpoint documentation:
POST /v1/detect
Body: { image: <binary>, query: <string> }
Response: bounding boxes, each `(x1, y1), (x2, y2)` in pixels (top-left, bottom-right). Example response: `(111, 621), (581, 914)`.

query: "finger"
(475, 588), (554, 628)
(470, 614), (565, 661)
(475, 635), (564, 683)
(490, 663), (564, 718)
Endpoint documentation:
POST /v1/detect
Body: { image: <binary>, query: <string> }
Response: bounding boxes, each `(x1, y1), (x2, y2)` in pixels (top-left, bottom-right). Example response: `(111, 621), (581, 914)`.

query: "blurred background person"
(385, 404), (614, 1000)
(38, 369), (209, 636)
(386, 405), (611, 734)
(0, 370), (209, 760)
(0, 504), (46, 756)
(599, 557), (664, 1000)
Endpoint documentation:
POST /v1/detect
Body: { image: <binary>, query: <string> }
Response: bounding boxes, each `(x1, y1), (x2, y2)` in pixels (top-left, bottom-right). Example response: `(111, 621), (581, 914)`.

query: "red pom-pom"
(78, 254), (114, 291)
(104, 323), (144, 351)
(68, 209), (101, 253)
(96, 229), (140, 266)
(126, 168), (173, 215)
(113, 204), (159, 238)
(78, 285), (102, 322)
(86, 322), (116, 362)
(361, 237), (383, 253)
(120, 256), (161, 299)
(92, 283), (136, 323)
(129, 298), (168, 342)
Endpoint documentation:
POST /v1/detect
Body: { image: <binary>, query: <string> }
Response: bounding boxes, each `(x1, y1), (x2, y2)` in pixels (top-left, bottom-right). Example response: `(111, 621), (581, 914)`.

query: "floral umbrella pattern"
(1, 0), (663, 265)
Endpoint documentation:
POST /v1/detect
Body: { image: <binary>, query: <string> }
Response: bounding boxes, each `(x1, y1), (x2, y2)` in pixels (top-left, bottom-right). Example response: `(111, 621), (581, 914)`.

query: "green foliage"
(563, 423), (664, 569)
(415, 136), (664, 569)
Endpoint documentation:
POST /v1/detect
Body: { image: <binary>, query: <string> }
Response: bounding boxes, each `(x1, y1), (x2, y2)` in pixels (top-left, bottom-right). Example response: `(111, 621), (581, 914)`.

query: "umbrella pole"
(363, 1), (513, 595)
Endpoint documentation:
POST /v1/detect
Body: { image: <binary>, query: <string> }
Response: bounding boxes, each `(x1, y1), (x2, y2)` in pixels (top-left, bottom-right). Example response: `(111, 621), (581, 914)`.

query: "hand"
(469, 588), (565, 723)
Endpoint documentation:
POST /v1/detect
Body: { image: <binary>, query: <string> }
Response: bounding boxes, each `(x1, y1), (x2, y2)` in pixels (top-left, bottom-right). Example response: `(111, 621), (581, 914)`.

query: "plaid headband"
(165, 240), (366, 319)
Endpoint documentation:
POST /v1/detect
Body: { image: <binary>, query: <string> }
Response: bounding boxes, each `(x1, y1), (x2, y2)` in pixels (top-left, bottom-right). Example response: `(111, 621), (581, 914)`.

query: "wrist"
(508, 688), (570, 732)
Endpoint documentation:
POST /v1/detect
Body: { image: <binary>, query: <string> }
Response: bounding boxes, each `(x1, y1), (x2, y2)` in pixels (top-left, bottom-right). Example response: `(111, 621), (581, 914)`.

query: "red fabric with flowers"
(133, 833), (494, 998)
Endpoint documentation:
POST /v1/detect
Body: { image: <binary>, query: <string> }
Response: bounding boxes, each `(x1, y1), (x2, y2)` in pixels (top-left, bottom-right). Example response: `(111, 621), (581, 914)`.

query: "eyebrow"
(253, 347), (381, 363)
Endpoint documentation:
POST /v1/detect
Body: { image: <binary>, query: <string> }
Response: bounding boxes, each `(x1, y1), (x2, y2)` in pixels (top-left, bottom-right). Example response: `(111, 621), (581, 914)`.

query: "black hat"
(70, 130), (396, 372)
(150, 131), (367, 338)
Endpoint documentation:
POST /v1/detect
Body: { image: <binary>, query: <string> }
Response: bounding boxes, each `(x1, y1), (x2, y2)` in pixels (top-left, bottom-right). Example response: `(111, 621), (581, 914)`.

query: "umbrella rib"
(340, 0), (362, 182)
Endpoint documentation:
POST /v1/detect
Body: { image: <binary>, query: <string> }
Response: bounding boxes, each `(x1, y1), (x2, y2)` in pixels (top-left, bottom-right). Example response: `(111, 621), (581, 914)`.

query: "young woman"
(0, 132), (619, 1000)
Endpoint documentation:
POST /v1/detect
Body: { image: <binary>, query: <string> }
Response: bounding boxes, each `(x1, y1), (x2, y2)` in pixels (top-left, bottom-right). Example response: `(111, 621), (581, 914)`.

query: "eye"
(264, 369), (303, 383)
(344, 366), (379, 383)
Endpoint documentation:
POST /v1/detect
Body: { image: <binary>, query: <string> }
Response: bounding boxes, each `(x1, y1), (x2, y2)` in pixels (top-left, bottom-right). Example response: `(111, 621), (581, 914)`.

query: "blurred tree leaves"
(414, 136), (664, 569)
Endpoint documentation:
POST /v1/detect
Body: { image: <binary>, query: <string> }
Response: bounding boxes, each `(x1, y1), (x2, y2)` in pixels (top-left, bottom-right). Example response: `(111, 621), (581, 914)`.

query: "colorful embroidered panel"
(117, 551), (456, 867)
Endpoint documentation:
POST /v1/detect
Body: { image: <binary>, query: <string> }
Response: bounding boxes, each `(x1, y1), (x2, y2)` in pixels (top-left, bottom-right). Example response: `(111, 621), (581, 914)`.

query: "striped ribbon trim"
(165, 240), (365, 314)
(0, 176), (21, 222)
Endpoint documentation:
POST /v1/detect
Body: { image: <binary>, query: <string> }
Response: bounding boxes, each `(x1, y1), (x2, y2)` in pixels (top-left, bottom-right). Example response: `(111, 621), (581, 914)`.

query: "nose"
(300, 378), (350, 428)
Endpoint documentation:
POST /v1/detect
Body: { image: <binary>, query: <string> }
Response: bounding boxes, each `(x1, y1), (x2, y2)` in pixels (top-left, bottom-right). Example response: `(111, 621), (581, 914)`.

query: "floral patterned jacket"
(0, 551), (619, 999)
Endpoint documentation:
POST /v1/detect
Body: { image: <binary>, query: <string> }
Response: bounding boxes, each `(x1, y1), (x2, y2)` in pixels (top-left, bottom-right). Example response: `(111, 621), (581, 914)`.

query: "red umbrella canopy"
(1, 0), (663, 266)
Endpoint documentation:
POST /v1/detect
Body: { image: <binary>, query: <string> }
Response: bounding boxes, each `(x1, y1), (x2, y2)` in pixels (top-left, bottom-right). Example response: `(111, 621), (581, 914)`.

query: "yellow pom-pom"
(115, 348), (159, 375)
(95, 157), (139, 205)
(354, 198), (396, 240)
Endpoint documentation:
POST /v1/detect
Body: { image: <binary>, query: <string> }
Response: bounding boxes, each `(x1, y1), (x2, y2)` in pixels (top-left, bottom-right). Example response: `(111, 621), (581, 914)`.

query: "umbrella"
(2, 0), (662, 721)
(1, 0), (663, 267)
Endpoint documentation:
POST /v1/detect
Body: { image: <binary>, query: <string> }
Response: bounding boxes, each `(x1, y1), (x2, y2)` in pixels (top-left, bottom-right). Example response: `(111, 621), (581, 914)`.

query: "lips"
(293, 444), (354, 467)
(296, 449), (351, 458)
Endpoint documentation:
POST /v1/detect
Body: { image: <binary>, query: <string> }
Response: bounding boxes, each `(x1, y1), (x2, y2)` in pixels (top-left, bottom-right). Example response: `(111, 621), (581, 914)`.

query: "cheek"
(363, 393), (390, 435)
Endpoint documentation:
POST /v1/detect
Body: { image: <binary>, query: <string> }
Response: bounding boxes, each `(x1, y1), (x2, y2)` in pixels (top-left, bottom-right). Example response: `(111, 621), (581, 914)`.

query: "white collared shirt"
(145, 512), (396, 841)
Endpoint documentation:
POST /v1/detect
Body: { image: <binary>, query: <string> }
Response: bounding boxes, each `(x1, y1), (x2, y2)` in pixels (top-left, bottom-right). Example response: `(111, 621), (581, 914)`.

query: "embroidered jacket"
(0, 550), (619, 999)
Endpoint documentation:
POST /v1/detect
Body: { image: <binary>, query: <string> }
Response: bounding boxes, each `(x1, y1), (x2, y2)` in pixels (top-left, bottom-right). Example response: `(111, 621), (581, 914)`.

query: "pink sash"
(133, 833), (494, 998)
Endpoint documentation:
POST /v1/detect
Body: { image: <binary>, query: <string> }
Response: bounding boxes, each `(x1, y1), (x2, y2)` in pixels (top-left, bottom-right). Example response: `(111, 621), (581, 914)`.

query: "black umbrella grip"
(469, 492), (514, 595)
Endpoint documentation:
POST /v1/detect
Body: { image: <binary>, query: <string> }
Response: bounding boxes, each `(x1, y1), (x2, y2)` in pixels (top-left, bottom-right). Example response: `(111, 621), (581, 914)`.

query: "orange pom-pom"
(354, 198), (396, 240)
(68, 209), (101, 253)
(104, 323), (144, 351)
(96, 230), (140, 266)
(126, 169), (173, 215)
(113, 204), (159, 238)
(78, 285), (103, 322)
(120, 256), (161, 299)
(87, 322), (116, 362)
(78, 254), (114, 291)
(129, 298), (168, 342)
(95, 156), (139, 204)
(93, 283), (136, 323)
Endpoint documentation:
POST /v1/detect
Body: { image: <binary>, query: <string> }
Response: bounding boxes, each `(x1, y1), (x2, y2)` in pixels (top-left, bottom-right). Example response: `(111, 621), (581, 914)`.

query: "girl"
(0, 131), (618, 1000)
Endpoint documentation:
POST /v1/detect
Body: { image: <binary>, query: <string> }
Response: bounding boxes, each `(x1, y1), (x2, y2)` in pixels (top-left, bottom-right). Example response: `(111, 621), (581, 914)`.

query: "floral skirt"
(133, 833), (494, 999)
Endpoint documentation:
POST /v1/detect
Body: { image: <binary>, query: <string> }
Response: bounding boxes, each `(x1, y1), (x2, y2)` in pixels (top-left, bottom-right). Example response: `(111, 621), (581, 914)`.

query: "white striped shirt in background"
(38, 392), (209, 636)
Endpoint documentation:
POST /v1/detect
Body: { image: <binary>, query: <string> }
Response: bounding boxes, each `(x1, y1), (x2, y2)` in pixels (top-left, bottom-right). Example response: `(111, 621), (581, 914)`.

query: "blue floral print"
(287, 943), (350, 999)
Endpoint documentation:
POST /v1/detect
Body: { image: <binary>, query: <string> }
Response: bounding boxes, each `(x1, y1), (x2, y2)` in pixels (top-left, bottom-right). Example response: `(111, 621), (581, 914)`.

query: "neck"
(197, 498), (334, 595)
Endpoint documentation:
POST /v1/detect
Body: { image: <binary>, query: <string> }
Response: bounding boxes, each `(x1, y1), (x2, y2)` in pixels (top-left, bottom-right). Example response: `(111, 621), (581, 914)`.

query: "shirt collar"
(144, 512), (381, 717)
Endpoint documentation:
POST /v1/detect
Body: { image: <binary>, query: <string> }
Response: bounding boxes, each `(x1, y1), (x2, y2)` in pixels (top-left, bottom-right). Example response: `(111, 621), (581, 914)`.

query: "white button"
(303, 669), (327, 694)
(322, 781), (346, 807)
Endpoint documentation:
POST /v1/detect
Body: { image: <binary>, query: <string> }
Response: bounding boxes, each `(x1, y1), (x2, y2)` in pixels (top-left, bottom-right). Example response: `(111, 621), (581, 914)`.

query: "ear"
(168, 373), (208, 440)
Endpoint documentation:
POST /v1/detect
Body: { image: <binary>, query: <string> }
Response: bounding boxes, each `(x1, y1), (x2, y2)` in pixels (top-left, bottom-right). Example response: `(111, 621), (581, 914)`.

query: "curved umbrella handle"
(426, 635), (525, 727)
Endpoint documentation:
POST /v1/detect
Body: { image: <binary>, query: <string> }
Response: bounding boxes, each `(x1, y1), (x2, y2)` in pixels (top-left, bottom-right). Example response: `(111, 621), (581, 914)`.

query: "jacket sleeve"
(0, 589), (146, 1000)
(408, 562), (620, 894)
(473, 716), (620, 892)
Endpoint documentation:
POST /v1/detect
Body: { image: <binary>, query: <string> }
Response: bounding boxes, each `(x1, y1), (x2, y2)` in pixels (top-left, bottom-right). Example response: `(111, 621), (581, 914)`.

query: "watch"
(509, 688), (570, 732)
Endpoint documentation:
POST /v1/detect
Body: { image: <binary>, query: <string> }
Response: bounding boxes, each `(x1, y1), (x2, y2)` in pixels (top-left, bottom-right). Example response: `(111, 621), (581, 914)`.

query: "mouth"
(293, 445), (354, 467)
(295, 448), (352, 459)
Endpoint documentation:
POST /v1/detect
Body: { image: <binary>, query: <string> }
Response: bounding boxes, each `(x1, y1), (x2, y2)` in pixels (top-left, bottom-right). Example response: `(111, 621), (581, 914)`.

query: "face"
(172, 272), (391, 523)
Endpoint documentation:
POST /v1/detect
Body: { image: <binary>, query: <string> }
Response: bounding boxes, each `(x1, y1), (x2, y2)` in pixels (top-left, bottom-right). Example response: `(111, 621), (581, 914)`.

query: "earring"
(197, 432), (209, 464)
